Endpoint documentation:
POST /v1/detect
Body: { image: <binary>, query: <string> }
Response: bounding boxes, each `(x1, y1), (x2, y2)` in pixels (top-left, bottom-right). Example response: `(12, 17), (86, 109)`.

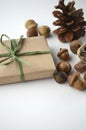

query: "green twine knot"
(0, 34), (50, 82)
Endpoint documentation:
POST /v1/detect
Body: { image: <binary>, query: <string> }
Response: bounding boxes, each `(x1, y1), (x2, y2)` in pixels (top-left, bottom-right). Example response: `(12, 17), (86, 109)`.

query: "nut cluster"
(24, 19), (51, 38)
(54, 48), (71, 84)
(70, 40), (86, 91)
(54, 46), (86, 90)
(52, 0), (86, 91)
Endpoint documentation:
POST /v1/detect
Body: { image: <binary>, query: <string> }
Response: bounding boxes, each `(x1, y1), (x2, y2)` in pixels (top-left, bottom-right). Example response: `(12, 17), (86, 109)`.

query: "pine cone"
(52, 0), (86, 43)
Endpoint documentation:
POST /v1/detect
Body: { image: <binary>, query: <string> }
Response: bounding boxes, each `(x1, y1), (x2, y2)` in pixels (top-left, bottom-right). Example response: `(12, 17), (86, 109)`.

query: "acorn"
(70, 40), (82, 54)
(68, 72), (80, 86)
(74, 79), (85, 90)
(57, 48), (69, 61)
(54, 71), (67, 84)
(68, 72), (85, 90)
(24, 19), (38, 37)
(57, 61), (71, 74)
(74, 61), (86, 73)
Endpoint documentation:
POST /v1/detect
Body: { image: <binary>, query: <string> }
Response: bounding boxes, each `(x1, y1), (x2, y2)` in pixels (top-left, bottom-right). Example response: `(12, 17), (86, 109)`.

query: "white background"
(0, 0), (86, 130)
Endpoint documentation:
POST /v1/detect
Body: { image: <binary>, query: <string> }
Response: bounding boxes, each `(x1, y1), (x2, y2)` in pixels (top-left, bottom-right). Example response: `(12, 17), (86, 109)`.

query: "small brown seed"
(57, 48), (69, 61)
(57, 61), (71, 74)
(70, 40), (82, 54)
(54, 71), (67, 84)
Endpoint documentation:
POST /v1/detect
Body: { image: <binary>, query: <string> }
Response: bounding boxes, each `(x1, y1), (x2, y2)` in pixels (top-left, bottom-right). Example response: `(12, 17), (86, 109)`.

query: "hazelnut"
(68, 72), (85, 90)
(24, 19), (37, 29)
(38, 25), (50, 37)
(54, 71), (67, 83)
(57, 61), (71, 74)
(24, 19), (38, 37)
(74, 61), (86, 73)
(57, 48), (69, 61)
(77, 44), (86, 62)
(70, 40), (82, 54)
(84, 71), (86, 80)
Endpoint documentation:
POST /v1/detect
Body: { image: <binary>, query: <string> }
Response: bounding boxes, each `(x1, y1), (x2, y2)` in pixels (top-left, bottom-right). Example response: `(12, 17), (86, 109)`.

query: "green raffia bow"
(0, 34), (50, 82)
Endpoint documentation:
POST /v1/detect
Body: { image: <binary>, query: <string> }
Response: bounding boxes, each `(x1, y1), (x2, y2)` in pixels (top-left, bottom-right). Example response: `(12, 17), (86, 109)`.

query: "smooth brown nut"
(68, 72), (80, 86)
(54, 71), (67, 84)
(38, 25), (50, 37)
(57, 48), (69, 61)
(27, 27), (38, 37)
(77, 44), (86, 62)
(84, 71), (86, 80)
(74, 78), (85, 90)
(24, 19), (37, 29)
(70, 40), (82, 54)
(74, 61), (86, 73)
(57, 61), (71, 74)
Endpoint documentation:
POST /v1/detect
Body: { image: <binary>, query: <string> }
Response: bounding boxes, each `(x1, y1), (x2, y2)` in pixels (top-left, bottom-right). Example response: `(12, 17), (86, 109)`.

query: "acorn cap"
(24, 19), (37, 29)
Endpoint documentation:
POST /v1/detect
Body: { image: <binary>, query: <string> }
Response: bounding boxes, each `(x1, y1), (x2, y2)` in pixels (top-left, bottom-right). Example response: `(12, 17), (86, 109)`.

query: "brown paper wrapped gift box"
(0, 36), (55, 85)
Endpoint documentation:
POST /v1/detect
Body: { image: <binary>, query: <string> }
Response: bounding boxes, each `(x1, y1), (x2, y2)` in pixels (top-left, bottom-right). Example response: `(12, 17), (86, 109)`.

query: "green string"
(0, 34), (50, 82)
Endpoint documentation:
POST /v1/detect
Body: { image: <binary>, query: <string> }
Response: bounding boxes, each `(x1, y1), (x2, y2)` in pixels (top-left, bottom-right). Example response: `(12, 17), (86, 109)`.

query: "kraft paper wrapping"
(0, 36), (55, 85)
